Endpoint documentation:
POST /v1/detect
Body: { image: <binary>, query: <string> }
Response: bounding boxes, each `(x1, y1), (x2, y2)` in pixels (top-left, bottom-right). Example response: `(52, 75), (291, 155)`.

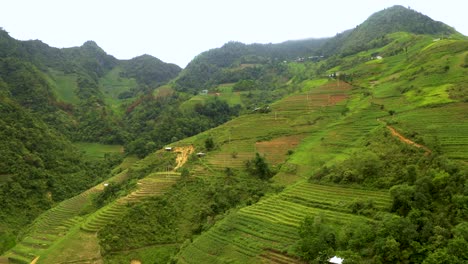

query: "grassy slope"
(45, 66), (139, 116)
(100, 66), (139, 116)
(74, 142), (124, 160)
(47, 69), (80, 104)
(176, 81), (390, 263)
(179, 83), (243, 112)
(175, 34), (467, 263)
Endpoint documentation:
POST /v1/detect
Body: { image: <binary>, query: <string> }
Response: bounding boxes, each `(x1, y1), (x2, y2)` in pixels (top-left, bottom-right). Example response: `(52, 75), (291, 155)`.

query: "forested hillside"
(0, 27), (184, 254)
(1, 5), (467, 264)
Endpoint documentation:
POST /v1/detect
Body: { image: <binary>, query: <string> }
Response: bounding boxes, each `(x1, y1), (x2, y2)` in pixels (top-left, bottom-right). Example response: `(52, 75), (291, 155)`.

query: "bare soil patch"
(173, 146), (195, 170)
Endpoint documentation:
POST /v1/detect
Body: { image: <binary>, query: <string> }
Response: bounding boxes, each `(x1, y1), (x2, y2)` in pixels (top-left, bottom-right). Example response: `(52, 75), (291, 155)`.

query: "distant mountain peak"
(80, 40), (108, 54)
(320, 5), (457, 56)
(362, 5), (455, 35)
(82, 40), (99, 47)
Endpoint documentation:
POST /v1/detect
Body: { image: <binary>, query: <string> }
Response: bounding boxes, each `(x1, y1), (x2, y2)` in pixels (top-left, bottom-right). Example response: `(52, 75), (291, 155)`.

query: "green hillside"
(0, 5), (467, 264)
(174, 31), (467, 263)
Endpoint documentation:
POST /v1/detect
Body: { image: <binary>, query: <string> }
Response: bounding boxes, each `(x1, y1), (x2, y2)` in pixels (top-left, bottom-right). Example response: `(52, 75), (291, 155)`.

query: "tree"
(245, 153), (273, 180)
(298, 216), (336, 262)
(390, 184), (415, 216)
(423, 248), (459, 264)
(205, 137), (215, 151)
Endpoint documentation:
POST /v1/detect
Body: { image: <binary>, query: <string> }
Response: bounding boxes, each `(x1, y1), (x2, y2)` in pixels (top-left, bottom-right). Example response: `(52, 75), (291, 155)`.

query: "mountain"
(1, 5), (467, 264)
(121, 54), (181, 89)
(175, 39), (326, 93)
(321, 5), (458, 56)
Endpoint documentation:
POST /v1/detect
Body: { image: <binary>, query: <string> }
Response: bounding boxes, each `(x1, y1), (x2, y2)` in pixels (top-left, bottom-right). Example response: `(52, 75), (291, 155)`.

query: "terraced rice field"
(3, 187), (100, 263)
(179, 181), (391, 263)
(81, 172), (180, 233)
(272, 81), (352, 118)
(388, 103), (468, 161)
(203, 81), (355, 172)
(2, 152), (183, 263)
(178, 80), (397, 263)
(2, 169), (133, 263)
(259, 250), (306, 264)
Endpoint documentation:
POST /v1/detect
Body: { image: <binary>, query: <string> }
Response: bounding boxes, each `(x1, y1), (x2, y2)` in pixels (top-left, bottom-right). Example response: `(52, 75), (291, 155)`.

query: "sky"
(1, 0), (467, 68)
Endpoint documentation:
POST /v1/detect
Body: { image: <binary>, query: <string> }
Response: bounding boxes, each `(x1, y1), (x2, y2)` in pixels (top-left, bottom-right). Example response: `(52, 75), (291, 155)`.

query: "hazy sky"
(1, 0), (466, 67)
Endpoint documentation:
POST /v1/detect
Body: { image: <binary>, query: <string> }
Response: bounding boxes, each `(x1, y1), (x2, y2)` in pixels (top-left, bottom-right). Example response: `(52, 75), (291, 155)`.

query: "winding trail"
(386, 125), (432, 155)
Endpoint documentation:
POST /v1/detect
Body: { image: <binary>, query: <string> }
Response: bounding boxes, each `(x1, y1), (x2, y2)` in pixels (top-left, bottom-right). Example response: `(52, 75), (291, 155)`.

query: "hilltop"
(1, 5), (467, 264)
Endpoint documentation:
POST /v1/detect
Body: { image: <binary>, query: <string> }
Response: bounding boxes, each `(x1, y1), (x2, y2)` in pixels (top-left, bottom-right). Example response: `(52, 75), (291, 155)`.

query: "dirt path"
(173, 146), (195, 171)
(386, 125), (431, 154)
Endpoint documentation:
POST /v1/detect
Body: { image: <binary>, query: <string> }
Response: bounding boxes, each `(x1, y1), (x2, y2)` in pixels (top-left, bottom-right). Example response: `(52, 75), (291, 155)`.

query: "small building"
(200, 89), (208, 95)
(196, 152), (206, 157)
(103, 183), (109, 187)
(329, 256), (343, 264)
(165, 147), (173, 151)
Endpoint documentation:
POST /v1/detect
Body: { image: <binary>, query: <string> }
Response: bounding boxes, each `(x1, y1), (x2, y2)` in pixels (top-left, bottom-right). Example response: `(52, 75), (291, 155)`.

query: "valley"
(0, 5), (467, 264)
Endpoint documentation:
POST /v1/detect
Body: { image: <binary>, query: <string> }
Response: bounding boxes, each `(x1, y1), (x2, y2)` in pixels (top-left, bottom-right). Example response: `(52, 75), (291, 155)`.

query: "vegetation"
(0, 96), (112, 240)
(98, 171), (275, 254)
(1, 5), (467, 264)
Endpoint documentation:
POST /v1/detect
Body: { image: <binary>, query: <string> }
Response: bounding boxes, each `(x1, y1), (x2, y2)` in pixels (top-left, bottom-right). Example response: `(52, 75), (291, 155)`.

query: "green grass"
(180, 83), (242, 112)
(99, 66), (139, 115)
(74, 142), (123, 159)
(386, 103), (468, 161)
(216, 83), (242, 106)
(48, 69), (79, 104)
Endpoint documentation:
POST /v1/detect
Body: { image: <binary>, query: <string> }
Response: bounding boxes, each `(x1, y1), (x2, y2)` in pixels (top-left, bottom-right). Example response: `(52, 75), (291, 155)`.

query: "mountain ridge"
(0, 5), (467, 263)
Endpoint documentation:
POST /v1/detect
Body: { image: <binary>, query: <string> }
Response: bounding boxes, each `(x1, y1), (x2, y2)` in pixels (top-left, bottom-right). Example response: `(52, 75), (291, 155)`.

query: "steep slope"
(1, 147), (186, 263)
(176, 32), (467, 263)
(169, 9), (467, 263)
(0, 29), (182, 256)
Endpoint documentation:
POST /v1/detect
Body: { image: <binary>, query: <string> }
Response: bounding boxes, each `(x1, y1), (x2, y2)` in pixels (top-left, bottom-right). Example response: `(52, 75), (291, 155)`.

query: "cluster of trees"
(245, 153), (274, 180)
(312, 129), (431, 188)
(124, 95), (241, 158)
(301, 129), (467, 263)
(120, 54), (181, 89)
